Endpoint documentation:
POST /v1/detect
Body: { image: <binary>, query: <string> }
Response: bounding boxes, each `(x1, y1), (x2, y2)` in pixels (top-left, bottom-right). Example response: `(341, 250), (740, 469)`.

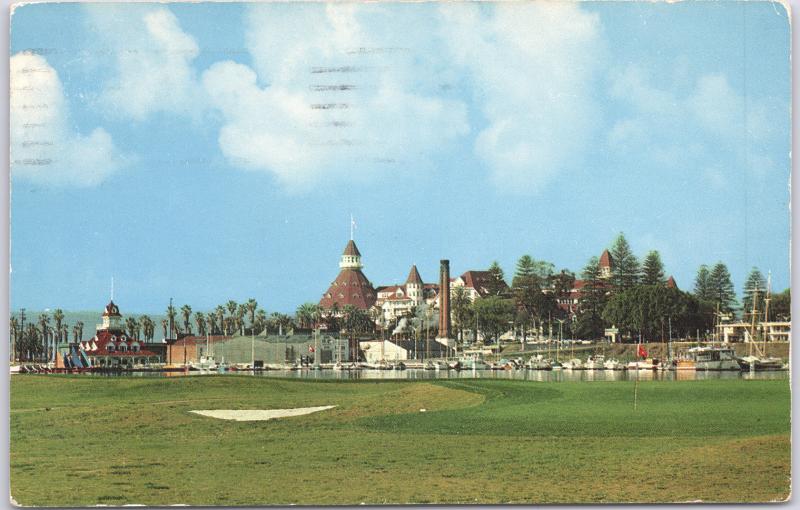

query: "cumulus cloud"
(11, 53), (123, 186)
(439, 2), (604, 193)
(607, 65), (781, 181)
(85, 5), (202, 121)
(202, 3), (469, 189)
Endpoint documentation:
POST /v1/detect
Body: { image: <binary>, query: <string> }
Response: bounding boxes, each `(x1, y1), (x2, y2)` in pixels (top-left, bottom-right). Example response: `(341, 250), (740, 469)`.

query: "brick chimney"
(438, 259), (451, 340)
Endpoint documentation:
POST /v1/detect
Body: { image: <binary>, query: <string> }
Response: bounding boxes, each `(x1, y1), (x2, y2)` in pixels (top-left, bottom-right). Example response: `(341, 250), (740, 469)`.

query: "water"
(102, 368), (788, 381)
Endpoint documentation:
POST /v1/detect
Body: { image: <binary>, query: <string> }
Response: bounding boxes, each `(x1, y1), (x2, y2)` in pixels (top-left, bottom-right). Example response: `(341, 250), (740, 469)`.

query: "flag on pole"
(350, 214), (356, 240)
(308, 345), (315, 353)
(638, 344), (648, 359)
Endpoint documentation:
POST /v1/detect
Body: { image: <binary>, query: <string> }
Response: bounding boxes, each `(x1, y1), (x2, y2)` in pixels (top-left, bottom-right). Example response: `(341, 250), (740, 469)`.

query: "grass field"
(10, 376), (790, 505)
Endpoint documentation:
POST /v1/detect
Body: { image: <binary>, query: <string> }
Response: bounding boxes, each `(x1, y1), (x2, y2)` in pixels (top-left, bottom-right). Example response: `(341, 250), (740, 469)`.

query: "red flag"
(638, 344), (648, 359)
(308, 345), (315, 353)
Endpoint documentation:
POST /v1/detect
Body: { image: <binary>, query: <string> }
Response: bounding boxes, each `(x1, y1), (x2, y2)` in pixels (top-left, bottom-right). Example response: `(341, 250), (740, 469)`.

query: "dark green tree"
(641, 250), (665, 285)
(610, 233), (640, 292)
(575, 257), (608, 339)
(451, 285), (473, 346)
(693, 265), (713, 302)
(486, 261), (508, 297)
(472, 296), (515, 344)
(709, 262), (737, 314)
(741, 267), (766, 320)
(770, 289), (791, 321)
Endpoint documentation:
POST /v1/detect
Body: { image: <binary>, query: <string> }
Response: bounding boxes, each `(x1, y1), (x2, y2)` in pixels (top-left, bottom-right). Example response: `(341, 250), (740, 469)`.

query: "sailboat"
(737, 276), (784, 371)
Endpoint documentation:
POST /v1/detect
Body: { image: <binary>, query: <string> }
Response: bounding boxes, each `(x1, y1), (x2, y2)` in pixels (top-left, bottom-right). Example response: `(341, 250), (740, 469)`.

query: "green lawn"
(10, 376), (790, 505)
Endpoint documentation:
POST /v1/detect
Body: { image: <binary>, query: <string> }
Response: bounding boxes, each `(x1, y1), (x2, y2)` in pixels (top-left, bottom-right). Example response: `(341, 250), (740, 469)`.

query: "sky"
(9, 1), (791, 315)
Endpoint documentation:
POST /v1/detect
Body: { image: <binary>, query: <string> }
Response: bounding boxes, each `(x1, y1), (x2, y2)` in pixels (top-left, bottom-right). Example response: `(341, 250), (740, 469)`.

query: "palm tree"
(125, 317), (139, 338)
(215, 306), (226, 335)
(254, 308), (267, 335)
(139, 315), (154, 342)
(72, 324), (80, 343)
(38, 313), (50, 362)
(296, 303), (321, 329)
(10, 316), (19, 361)
(161, 319), (169, 339)
(205, 313), (215, 338)
(246, 298), (258, 334)
(195, 312), (206, 336)
(76, 321), (84, 342)
(52, 309), (65, 343)
(180, 305), (193, 335)
(236, 304), (247, 336)
(225, 301), (238, 334)
(166, 304), (177, 338)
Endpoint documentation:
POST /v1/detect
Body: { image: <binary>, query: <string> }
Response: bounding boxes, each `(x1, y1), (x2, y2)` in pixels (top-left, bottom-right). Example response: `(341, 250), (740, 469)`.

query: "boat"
(525, 355), (552, 370)
(681, 347), (739, 370)
(584, 355), (605, 370)
(603, 358), (622, 370)
(424, 361), (437, 370)
(736, 276), (786, 371)
(562, 358), (583, 370)
(626, 359), (660, 370)
(736, 355), (784, 371)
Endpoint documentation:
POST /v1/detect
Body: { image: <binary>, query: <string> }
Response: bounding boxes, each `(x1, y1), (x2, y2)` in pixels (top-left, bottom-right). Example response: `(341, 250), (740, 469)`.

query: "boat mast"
(763, 271), (771, 356)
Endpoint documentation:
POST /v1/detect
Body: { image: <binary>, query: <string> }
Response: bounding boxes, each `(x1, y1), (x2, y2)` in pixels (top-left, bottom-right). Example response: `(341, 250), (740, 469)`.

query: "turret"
(339, 240), (363, 269)
(405, 265), (424, 305)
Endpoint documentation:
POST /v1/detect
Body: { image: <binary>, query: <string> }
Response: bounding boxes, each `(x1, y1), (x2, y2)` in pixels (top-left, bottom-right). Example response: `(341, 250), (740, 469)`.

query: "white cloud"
(86, 5), (202, 121)
(202, 3), (469, 189)
(11, 53), (123, 186)
(607, 66), (781, 180)
(439, 3), (604, 193)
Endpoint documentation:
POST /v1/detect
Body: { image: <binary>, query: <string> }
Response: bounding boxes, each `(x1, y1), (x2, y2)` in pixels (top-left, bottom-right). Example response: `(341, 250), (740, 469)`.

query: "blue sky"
(10, 1), (790, 314)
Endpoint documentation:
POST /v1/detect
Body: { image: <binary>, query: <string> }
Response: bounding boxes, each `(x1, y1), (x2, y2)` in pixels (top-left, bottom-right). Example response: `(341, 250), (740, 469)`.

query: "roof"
(342, 240), (361, 257)
(102, 300), (121, 317)
(599, 249), (614, 269)
(406, 265), (423, 285)
(86, 330), (158, 357)
(459, 270), (509, 297)
(319, 268), (377, 310)
(666, 276), (677, 289)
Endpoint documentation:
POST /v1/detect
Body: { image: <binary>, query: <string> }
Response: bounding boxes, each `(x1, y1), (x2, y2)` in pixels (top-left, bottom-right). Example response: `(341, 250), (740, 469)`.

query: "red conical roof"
(319, 269), (376, 310)
(599, 249), (614, 269)
(406, 265), (423, 285)
(342, 240), (361, 257)
(666, 276), (677, 289)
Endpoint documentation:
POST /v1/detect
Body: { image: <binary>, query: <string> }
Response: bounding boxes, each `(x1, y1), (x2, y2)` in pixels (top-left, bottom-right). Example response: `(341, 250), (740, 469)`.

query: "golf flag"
(638, 344), (648, 359)
(309, 345), (315, 353)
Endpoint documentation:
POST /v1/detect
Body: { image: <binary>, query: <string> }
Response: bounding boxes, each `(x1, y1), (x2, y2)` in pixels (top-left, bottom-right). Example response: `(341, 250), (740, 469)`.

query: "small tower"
(98, 300), (124, 332)
(339, 240), (363, 270)
(599, 249), (614, 279)
(405, 265), (424, 306)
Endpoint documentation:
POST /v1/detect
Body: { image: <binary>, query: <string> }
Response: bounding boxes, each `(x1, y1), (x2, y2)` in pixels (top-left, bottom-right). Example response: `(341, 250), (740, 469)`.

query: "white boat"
(584, 355), (605, 370)
(525, 355), (551, 370)
(603, 359), (622, 370)
(685, 346), (739, 371)
(190, 356), (217, 371)
(562, 358), (583, 370)
(737, 355), (784, 371)
(626, 359), (658, 370)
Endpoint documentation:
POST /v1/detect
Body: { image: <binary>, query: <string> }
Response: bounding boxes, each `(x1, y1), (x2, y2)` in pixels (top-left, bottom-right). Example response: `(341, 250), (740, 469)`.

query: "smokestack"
(438, 260), (451, 340)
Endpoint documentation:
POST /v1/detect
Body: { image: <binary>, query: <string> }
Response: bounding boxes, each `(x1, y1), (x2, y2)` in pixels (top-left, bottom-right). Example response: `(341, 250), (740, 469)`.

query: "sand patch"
(190, 406), (336, 421)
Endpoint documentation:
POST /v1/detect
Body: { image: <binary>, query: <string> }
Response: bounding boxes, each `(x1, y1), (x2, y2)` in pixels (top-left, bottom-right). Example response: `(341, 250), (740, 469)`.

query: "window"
(118, 344), (127, 352)
(107, 344), (116, 352)
(131, 343), (140, 353)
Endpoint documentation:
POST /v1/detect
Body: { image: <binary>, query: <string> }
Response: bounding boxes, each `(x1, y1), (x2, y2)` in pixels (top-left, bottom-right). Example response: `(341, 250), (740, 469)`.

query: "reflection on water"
(116, 368), (788, 381)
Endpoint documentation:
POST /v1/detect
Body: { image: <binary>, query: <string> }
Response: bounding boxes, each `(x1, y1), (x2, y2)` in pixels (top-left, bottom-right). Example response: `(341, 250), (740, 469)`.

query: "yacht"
(684, 346), (739, 371)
